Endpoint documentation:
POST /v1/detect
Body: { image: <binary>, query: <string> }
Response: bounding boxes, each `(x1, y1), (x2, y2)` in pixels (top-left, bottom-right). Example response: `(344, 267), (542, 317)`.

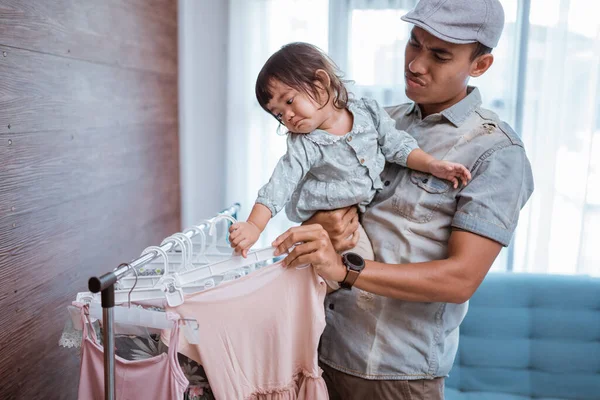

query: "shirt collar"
(405, 86), (482, 127)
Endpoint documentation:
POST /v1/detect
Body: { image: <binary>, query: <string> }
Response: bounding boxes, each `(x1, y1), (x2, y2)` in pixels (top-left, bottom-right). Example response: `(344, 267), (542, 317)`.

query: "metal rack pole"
(88, 203), (240, 400)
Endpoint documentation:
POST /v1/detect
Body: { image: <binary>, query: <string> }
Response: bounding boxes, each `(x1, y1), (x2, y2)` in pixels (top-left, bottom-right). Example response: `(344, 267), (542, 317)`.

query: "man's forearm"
(353, 258), (473, 303)
(352, 230), (501, 303)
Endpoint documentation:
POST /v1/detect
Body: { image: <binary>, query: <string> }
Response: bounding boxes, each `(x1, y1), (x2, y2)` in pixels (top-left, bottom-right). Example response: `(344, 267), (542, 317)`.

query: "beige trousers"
(320, 362), (445, 400)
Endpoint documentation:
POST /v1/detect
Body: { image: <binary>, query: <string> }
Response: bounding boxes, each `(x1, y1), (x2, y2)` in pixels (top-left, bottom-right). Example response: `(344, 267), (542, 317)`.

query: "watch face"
(344, 252), (365, 271)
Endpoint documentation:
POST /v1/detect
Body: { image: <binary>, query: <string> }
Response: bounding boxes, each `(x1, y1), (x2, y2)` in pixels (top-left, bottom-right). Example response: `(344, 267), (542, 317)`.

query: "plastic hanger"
(183, 226), (212, 264)
(175, 247), (280, 287)
(161, 233), (193, 272)
(104, 247), (283, 306)
(82, 269), (200, 343)
(196, 215), (237, 257)
(118, 244), (185, 290)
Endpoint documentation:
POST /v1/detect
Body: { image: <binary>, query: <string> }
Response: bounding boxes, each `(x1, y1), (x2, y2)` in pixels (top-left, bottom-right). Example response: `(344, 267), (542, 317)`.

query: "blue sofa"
(446, 273), (600, 400)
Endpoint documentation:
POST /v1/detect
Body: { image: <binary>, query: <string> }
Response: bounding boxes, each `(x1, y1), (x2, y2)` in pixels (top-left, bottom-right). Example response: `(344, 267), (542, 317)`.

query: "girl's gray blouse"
(256, 98), (419, 222)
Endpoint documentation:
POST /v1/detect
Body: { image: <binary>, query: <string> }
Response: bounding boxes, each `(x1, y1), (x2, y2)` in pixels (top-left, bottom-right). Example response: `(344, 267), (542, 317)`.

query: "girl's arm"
(247, 203), (272, 233)
(406, 149), (471, 188)
(229, 134), (317, 256)
(367, 98), (471, 188)
(229, 203), (272, 257)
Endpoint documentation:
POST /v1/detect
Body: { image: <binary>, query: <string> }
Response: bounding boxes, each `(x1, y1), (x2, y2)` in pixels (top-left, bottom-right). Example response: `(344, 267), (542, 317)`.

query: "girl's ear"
(314, 69), (331, 89)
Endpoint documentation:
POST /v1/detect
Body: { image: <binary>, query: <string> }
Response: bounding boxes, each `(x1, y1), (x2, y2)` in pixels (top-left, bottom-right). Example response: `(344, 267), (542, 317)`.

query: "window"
(228, 0), (600, 276)
(329, 0), (600, 276)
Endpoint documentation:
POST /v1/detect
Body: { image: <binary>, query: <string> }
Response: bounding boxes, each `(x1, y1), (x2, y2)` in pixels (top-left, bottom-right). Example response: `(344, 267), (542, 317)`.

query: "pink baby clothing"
(161, 262), (329, 400)
(77, 307), (189, 400)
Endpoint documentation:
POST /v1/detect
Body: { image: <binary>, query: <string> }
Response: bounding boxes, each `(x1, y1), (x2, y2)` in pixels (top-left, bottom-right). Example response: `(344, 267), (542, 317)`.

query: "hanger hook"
(161, 235), (187, 272)
(141, 245), (170, 277)
(190, 225), (207, 257)
(208, 215), (237, 237)
(172, 233), (193, 270)
(198, 215), (238, 249)
(122, 263), (138, 308)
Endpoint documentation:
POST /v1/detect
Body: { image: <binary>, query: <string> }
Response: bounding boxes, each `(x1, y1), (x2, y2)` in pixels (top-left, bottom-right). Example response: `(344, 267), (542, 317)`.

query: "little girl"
(229, 42), (470, 258)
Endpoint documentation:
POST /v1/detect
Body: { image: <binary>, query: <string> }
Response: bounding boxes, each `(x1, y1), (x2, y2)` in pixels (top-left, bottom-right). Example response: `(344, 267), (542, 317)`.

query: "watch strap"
(340, 268), (360, 290)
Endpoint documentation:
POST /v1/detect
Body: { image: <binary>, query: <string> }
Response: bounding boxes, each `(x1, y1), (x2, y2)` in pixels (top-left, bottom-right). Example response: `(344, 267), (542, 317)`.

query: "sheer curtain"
(513, 0), (600, 276)
(225, 0), (330, 246)
(225, 0), (600, 276)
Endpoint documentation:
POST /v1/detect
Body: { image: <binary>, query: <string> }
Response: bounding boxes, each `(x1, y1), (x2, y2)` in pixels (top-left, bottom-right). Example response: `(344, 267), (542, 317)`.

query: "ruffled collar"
(304, 100), (372, 146)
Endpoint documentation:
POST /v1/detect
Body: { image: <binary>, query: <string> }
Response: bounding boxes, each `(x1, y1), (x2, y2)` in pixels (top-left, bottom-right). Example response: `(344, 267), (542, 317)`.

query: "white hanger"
(161, 233), (193, 272)
(183, 226), (214, 264)
(118, 244), (187, 290)
(75, 264), (200, 343)
(176, 247), (279, 286)
(118, 229), (223, 289)
(108, 247), (282, 307)
(112, 245), (185, 307)
(196, 215), (237, 257)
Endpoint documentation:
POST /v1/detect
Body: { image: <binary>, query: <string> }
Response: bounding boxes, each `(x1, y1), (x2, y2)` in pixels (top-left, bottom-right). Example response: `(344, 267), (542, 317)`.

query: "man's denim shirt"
(319, 87), (535, 380)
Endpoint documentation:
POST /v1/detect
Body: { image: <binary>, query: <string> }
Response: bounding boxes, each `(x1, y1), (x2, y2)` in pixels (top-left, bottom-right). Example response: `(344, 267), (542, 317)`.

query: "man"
(272, 0), (535, 399)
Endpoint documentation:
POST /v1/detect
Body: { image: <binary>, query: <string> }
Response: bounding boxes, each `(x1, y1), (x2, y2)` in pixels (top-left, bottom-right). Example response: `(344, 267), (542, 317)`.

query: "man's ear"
(314, 69), (331, 89)
(470, 53), (494, 78)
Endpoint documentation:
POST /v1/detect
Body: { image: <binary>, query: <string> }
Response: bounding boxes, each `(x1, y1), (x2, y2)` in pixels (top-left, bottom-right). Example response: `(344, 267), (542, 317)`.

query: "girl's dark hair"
(255, 42), (349, 117)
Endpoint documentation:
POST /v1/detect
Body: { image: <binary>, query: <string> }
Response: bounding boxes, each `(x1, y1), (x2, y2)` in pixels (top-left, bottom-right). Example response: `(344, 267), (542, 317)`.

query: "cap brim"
(401, 14), (478, 45)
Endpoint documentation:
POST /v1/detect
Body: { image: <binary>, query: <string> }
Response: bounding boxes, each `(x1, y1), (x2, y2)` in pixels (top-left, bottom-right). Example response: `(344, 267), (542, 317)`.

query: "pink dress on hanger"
(162, 262), (329, 400)
(78, 308), (189, 400)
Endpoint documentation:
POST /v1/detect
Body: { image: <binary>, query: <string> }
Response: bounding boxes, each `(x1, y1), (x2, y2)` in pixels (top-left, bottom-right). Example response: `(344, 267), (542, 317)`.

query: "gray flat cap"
(401, 0), (505, 48)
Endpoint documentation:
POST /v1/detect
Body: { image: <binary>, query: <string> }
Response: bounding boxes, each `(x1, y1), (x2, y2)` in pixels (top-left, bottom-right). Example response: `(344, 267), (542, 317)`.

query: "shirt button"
(360, 158), (365, 164)
(384, 181), (390, 187)
(329, 303), (335, 310)
(347, 136), (352, 142)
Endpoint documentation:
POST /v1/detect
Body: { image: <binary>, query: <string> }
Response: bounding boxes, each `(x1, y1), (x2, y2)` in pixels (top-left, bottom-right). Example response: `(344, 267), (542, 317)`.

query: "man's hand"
(302, 206), (360, 252)
(229, 221), (261, 257)
(272, 224), (347, 282)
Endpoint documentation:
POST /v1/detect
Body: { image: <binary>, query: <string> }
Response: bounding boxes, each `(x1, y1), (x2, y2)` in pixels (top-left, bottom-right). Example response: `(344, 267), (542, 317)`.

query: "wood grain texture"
(0, 44), (177, 134)
(0, 0), (180, 398)
(0, 122), (178, 217)
(0, 0), (177, 74)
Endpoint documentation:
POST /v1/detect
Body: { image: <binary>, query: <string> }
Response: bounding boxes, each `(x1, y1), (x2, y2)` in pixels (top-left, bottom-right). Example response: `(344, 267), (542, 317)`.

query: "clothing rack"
(88, 203), (240, 400)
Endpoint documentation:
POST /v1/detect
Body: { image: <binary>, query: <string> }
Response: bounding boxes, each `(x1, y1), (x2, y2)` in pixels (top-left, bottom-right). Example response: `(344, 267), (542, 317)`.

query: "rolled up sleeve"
(452, 144), (534, 246)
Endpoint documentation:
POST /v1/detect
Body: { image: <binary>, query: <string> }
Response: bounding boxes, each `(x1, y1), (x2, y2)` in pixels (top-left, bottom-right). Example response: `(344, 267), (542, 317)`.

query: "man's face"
(404, 27), (478, 109)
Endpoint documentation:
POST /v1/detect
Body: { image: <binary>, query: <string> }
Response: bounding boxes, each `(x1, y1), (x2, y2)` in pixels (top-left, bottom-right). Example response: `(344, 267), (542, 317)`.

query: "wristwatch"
(339, 252), (366, 290)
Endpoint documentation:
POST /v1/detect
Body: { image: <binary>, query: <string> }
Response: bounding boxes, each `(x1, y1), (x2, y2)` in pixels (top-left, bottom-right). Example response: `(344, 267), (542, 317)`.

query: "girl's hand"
(229, 222), (261, 257)
(272, 224), (347, 282)
(428, 160), (472, 188)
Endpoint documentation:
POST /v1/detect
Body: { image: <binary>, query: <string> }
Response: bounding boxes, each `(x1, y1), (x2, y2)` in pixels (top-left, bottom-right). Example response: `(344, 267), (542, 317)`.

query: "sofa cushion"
(446, 273), (600, 400)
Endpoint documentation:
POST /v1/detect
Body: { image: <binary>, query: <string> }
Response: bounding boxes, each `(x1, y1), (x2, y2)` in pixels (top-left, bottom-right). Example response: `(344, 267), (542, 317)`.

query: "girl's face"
(265, 79), (333, 134)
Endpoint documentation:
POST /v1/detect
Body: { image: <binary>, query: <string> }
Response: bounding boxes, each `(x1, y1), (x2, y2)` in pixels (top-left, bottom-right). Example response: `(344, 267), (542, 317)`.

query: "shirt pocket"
(392, 170), (451, 223)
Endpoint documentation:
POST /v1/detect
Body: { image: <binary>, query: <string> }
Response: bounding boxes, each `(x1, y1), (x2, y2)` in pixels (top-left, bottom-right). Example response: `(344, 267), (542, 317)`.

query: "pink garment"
(78, 308), (189, 400)
(162, 262), (329, 400)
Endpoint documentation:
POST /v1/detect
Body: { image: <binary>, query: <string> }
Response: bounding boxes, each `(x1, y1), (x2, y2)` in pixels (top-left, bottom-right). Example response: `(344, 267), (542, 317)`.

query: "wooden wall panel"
(0, 0), (180, 398)
(0, 44), (177, 133)
(0, 0), (177, 73)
